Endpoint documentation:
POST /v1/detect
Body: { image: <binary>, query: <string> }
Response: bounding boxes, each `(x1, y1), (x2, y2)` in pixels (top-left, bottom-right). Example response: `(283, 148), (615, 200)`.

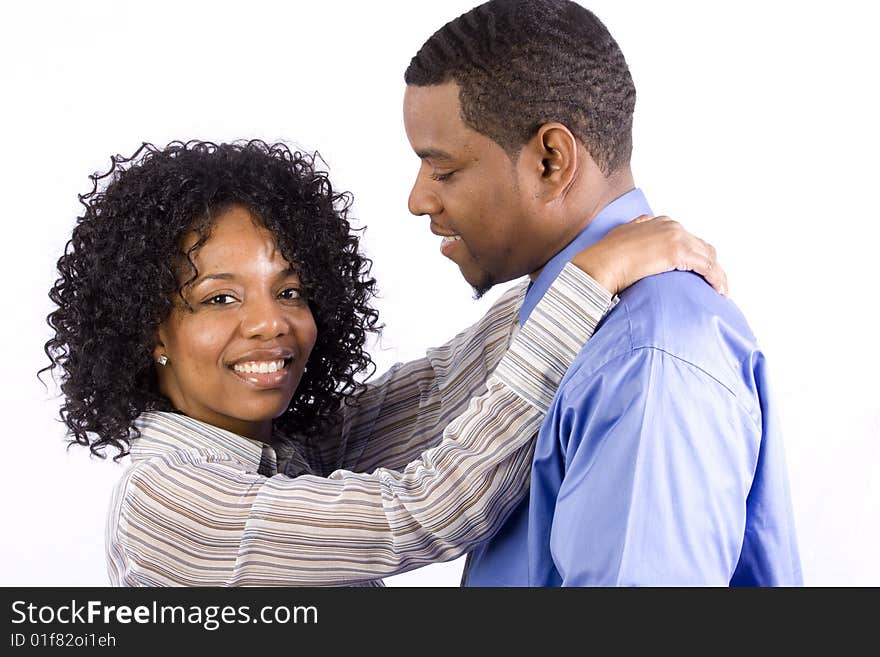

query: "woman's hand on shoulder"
(571, 215), (728, 296)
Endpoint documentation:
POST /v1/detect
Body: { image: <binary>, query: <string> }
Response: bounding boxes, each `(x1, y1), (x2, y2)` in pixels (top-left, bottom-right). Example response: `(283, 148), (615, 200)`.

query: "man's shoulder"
(560, 271), (762, 401)
(619, 271), (755, 348)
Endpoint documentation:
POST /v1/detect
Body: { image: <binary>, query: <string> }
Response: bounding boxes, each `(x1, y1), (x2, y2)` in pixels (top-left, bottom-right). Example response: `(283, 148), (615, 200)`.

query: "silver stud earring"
(157, 355), (168, 366)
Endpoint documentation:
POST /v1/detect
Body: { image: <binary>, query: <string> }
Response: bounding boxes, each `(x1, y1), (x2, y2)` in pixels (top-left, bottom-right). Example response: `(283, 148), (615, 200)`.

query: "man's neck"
(529, 168), (636, 282)
(578, 168), (636, 230)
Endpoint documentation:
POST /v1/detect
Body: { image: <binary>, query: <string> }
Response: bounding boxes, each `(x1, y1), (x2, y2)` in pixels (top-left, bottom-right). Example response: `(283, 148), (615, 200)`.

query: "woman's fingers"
(675, 234), (727, 296)
(700, 239), (727, 296)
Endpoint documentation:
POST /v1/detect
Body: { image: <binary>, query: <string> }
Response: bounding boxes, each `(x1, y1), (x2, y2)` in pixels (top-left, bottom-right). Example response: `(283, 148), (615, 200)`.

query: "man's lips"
(430, 222), (460, 238)
(430, 223), (463, 257)
(440, 234), (462, 257)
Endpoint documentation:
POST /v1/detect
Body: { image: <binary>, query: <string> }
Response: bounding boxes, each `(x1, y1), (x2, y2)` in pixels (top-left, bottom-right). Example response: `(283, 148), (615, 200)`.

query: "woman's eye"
(203, 293), (237, 305)
(279, 287), (304, 301)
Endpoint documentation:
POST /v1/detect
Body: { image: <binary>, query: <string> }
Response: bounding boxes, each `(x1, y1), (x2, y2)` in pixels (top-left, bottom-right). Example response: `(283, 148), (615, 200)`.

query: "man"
(401, 0), (801, 585)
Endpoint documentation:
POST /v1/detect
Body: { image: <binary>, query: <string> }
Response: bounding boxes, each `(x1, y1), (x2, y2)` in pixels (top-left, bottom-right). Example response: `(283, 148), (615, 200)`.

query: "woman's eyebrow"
(191, 269), (298, 285)
(275, 267), (300, 281)
(192, 272), (236, 285)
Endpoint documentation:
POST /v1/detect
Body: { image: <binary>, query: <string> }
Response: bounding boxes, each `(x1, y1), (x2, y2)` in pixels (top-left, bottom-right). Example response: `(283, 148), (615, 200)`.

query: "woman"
(44, 140), (724, 586)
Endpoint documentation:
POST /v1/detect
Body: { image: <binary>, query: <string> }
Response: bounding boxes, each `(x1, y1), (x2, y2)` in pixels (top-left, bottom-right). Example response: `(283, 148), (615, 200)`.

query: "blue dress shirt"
(463, 189), (802, 586)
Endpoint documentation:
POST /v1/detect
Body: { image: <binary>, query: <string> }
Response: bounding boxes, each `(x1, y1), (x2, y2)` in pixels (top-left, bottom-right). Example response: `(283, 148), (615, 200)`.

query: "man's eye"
(430, 171), (455, 183)
(203, 293), (237, 305)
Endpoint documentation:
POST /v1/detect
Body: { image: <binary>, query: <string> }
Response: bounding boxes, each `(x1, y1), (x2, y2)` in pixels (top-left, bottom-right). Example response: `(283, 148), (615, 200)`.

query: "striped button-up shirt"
(107, 264), (613, 586)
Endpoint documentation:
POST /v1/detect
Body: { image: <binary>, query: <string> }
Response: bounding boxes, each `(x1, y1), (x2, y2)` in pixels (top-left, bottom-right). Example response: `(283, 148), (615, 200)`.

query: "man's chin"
(457, 261), (496, 300)
(468, 274), (495, 300)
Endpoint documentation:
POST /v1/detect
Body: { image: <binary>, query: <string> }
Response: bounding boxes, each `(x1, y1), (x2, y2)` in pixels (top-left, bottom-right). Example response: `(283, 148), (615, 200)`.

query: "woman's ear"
(152, 327), (168, 365)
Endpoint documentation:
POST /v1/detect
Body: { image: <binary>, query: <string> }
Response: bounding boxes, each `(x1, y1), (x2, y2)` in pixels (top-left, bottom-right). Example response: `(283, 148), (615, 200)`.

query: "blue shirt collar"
(519, 188), (652, 325)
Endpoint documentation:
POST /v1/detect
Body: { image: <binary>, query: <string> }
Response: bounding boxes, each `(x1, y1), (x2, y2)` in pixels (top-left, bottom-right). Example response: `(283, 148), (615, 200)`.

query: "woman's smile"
(228, 350), (298, 389)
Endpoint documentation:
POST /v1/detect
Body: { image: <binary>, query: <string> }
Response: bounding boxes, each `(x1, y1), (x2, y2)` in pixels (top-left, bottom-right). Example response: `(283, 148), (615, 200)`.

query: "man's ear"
(522, 122), (578, 202)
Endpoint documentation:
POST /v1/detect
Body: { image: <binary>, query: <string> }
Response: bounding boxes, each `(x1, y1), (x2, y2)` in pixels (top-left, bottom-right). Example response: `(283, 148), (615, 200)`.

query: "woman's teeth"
(233, 360), (286, 374)
(442, 235), (462, 245)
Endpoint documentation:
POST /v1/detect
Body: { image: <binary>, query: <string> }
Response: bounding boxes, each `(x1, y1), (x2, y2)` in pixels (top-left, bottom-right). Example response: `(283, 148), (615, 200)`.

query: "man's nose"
(408, 169), (443, 217)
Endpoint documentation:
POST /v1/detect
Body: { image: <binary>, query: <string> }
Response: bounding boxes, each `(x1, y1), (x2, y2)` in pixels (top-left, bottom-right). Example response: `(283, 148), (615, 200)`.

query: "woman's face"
(154, 205), (317, 442)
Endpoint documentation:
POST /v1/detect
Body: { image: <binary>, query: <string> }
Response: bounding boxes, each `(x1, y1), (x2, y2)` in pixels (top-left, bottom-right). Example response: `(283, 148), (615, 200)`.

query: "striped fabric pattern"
(310, 280), (528, 477)
(495, 265), (614, 410)
(106, 264), (614, 586)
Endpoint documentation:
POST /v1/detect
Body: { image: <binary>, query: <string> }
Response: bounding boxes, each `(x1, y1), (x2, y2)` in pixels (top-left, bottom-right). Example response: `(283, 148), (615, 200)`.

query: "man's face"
(403, 81), (552, 296)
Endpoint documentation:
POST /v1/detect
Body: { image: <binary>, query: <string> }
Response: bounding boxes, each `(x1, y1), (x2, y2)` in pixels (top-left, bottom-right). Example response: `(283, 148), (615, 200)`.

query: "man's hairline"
(406, 80), (520, 166)
(405, 80), (631, 177)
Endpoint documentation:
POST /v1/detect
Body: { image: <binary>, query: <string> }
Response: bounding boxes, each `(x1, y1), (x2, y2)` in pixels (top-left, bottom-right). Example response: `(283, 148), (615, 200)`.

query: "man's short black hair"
(405, 0), (635, 175)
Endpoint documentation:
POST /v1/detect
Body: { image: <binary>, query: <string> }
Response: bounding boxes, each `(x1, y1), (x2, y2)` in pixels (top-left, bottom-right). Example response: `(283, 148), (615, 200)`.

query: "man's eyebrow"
(416, 148), (454, 161)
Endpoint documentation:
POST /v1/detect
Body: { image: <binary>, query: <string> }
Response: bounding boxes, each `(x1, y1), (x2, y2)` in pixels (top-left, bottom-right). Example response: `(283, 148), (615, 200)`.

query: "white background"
(1, 0), (877, 586)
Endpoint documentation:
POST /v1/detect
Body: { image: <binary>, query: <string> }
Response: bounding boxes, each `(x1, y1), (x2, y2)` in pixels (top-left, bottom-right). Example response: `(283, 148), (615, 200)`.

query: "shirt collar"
(519, 188), (652, 325)
(131, 411), (277, 475)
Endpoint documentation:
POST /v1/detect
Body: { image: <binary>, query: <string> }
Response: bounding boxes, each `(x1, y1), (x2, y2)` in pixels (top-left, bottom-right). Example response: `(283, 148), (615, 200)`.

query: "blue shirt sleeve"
(544, 347), (764, 586)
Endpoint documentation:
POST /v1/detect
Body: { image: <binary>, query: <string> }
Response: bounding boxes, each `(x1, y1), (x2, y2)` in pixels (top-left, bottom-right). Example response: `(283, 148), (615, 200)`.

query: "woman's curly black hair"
(43, 140), (380, 459)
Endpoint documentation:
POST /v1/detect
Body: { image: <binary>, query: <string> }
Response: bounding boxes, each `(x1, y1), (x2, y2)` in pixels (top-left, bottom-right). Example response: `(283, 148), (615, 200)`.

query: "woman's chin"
(237, 398), (296, 424)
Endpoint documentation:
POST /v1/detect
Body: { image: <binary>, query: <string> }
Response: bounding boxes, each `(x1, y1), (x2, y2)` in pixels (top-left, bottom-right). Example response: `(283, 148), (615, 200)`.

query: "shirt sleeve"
(107, 264), (615, 586)
(310, 283), (525, 475)
(543, 347), (763, 586)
